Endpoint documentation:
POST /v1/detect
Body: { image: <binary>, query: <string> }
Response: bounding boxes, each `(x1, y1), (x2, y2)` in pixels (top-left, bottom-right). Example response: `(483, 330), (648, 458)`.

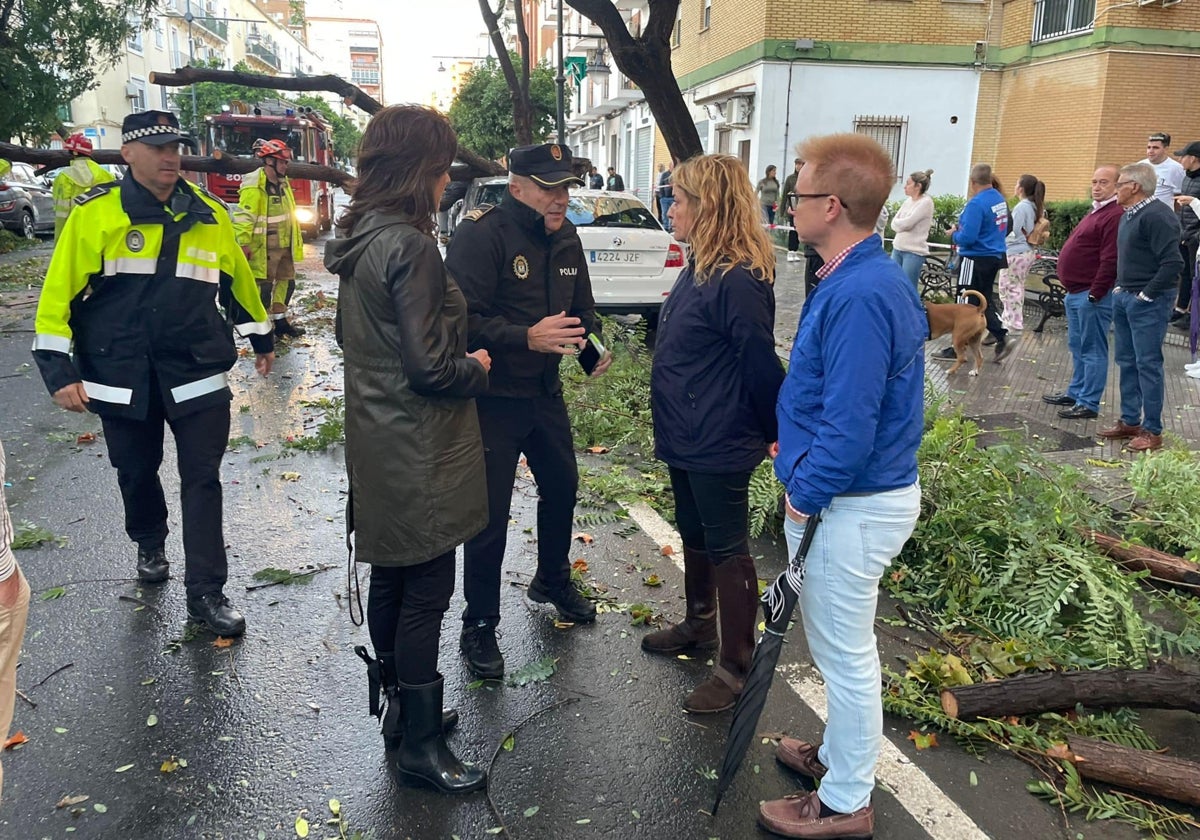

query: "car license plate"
(590, 250), (641, 263)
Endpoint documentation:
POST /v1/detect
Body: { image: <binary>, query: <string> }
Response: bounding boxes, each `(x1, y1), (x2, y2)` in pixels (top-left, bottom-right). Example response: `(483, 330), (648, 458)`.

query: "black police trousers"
(100, 376), (231, 598)
(463, 395), (578, 625)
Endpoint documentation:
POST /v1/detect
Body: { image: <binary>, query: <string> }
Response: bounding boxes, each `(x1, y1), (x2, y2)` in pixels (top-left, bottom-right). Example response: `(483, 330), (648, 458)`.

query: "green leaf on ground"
(506, 656), (557, 687)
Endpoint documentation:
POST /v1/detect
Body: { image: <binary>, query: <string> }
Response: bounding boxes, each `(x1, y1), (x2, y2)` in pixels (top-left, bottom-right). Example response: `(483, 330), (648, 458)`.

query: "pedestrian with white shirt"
(1141, 132), (1185, 207)
(0, 437), (31, 806)
(889, 169), (934, 289)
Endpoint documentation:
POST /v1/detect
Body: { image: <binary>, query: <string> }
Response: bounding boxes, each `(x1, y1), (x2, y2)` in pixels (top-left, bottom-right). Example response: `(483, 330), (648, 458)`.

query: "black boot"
(186, 592), (246, 636)
(355, 647), (458, 750)
(274, 317), (306, 338)
(460, 620), (505, 679)
(136, 544), (169, 584)
(394, 675), (486, 793)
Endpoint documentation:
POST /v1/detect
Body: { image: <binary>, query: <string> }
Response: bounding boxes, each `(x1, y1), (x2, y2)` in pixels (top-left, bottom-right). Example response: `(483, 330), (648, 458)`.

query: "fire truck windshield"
(208, 125), (307, 162)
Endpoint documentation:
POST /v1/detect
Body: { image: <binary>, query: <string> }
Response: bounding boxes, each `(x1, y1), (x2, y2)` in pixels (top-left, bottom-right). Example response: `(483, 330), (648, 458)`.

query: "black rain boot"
(355, 647), (457, 751)
(394, 675), (486, 793)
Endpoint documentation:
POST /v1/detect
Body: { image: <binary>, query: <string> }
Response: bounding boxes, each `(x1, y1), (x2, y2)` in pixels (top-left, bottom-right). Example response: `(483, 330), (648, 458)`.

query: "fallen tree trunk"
(0, 142), (352, 187)
(941, 668), (1200, 720)
(1080, 529), (1200, 590)
(151, 67), (383, 116)
(1058, 736), (1200, 808)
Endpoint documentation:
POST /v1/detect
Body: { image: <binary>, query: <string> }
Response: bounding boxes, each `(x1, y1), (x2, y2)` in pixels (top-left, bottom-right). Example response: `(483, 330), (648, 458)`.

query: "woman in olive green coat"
(324, 105), (490, 794)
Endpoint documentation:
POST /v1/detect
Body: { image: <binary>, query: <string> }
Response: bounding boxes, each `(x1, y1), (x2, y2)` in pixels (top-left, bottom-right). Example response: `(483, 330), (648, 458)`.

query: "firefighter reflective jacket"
(52, 158), (115, 238)
(32, 175), (273, 421)
(234, 169), (303, 279)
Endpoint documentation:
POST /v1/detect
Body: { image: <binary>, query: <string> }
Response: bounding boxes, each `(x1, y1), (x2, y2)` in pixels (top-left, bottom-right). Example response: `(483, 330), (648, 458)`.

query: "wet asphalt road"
(0, 234), (1188, 840)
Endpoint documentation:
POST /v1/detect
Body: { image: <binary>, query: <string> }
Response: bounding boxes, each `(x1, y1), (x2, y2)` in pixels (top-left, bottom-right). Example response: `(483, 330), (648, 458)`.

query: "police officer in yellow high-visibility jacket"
(235, 139), (305, 338)
(31, 111), (274, 638)
(52, 133), (115, 238)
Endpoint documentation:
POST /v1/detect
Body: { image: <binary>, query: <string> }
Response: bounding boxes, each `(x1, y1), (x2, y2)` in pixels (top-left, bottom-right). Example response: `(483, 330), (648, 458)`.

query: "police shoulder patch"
(462, 204), (495, 223)
(73, 181), (119, 206)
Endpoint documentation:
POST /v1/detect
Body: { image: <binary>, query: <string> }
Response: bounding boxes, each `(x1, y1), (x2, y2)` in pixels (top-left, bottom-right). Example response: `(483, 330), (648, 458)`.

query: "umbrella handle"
(761, 511), (821, 635)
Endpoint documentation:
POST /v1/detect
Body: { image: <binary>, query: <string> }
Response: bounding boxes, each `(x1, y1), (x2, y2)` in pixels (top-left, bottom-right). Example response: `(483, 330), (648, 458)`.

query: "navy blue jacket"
(651, 262), (784, 473)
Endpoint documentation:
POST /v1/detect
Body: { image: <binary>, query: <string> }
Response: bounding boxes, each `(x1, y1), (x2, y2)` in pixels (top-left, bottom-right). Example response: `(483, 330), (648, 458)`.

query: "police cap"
(121, 110), (198, 151)
(508, 143), (584, 189)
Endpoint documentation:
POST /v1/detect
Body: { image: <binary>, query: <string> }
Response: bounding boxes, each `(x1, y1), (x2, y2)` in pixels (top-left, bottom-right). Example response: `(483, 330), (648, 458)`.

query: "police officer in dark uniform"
(445, 143), (611, 679)
(31, 111), (274, 636)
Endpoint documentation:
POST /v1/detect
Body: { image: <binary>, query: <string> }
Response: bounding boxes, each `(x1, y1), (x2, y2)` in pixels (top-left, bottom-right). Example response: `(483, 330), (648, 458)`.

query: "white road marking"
(622, 500), (992, 840)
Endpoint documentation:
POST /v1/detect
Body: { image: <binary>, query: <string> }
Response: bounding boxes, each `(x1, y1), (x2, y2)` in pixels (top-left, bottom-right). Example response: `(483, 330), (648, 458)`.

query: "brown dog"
(925, 290), (988, 376)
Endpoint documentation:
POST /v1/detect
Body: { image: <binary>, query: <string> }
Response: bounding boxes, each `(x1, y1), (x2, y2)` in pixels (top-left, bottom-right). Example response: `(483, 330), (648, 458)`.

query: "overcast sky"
(310, 0), (495, 104)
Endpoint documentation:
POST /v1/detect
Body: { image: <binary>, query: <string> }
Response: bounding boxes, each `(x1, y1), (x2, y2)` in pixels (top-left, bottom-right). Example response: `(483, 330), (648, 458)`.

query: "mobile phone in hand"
(577, 332), (606, 375)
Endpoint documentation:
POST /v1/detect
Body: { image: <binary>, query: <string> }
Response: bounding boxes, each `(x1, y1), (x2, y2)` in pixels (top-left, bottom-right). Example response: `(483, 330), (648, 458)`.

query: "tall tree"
(477, 0), (536, 144)
(0, 0), (158, 143)
(447, 55), (556, 161)
(564, 0), (702, 163)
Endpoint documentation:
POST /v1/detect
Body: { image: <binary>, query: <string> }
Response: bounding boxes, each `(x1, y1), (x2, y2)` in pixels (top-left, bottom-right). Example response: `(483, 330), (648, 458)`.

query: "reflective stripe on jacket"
(31, 177), (272, 421)
(234, 169), (304, 278)
(52, 159), (115, 238)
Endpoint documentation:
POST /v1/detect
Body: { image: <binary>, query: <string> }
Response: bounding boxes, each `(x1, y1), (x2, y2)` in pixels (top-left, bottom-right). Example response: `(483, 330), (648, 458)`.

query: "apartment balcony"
(574, 83), (643, 122)
(195, 14), (228, 41)
(246, 42), (281, 72)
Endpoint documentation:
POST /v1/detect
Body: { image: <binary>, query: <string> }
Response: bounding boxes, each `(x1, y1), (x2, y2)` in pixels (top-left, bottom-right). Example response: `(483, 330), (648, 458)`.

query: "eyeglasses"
(1115, 180), (1136, 188)
(793, 193), (852, 210)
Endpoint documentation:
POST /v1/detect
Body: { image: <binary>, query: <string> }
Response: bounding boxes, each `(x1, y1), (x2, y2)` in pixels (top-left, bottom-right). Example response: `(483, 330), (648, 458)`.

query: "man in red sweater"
(1041, 165), (1122, 420)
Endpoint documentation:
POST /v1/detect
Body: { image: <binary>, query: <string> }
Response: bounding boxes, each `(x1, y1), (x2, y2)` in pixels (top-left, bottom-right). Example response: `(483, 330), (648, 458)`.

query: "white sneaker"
(787, 251), (799, 262)
(1189, 367), (1200, 379)
(1187, 360), (1200, 371)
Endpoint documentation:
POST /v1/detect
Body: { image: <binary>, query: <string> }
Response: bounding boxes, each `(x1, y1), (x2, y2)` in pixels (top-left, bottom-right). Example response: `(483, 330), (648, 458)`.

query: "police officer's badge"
(126, 230), (145, 253)
(513, 254), (530, 280)
(550, 145), (562, 161)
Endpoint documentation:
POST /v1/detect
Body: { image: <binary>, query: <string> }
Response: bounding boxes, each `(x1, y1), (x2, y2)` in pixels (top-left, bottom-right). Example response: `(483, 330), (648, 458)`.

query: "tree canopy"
(447, 54), (557, 161)
(0, 0), (157, 143)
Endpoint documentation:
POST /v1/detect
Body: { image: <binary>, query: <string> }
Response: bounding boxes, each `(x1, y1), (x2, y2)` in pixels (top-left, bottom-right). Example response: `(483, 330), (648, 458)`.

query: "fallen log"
(1058, 736), (1200, 808)
(1080, 529), (1200, 590)
(0, 142), (353, 187)
(150, 66), (384, 116)
(941, 668), (1200, 720)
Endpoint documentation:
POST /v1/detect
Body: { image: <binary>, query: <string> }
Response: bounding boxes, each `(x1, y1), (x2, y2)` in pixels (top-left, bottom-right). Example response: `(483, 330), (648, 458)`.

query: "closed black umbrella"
(711, 512), (821, 815)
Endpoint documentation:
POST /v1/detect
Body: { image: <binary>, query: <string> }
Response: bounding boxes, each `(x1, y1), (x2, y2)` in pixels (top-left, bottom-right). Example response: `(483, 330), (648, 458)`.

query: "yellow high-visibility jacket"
(32, 177), (272, 420)
(52, 158), (115, 238)
(234, 169), (303, 279)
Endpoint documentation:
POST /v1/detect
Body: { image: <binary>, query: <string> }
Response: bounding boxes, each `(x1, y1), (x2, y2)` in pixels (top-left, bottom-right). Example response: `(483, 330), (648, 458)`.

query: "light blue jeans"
(891, 249), (926, 291)
(783, 483), (921, 813)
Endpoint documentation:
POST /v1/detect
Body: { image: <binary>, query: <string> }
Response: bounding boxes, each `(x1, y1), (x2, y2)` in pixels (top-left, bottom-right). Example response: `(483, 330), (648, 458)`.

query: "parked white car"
(451, 179), (683, 326)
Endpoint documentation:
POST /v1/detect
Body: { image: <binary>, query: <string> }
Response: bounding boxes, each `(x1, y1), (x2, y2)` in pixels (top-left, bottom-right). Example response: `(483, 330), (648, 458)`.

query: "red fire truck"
(201, 99), (335, 239)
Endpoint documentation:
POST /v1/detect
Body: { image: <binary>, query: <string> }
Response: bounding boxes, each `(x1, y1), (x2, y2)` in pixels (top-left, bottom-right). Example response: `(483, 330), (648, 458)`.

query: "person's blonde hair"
(671, 154), (776, 285)
(796, 134), (894, 229)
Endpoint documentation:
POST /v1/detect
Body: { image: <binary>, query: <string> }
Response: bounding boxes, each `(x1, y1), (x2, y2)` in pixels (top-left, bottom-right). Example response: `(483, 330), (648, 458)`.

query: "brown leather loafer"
(1097, 421), (1142, 440)
(759, 790), (874, 839)
(776, 738), (828, 779)
(1127, 432), (1163, 452)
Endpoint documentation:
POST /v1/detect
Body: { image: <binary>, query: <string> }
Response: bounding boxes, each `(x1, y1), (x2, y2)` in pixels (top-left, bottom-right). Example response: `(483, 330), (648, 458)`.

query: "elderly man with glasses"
(1097, 163), (1184, 452)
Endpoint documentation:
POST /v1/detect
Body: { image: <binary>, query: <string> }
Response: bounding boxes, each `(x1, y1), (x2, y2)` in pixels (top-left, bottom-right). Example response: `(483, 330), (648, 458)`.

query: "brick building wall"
(765, 0), (988, 46)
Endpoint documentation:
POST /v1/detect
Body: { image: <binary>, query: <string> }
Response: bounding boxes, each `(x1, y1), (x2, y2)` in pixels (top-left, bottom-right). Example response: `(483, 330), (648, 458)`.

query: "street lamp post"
(556, 0), (565, 145)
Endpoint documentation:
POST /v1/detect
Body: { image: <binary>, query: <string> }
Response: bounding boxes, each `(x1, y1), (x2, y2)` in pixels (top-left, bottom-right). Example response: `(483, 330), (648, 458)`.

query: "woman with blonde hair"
(644, 155), (785, 713)
(890, 168), (935, 289)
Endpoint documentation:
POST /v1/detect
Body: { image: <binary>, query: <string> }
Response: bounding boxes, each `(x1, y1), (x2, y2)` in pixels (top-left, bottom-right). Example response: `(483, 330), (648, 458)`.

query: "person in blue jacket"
(760, 133), (926, 840)
(940, 163), (1016, 361)
(644, 154), (785, 715)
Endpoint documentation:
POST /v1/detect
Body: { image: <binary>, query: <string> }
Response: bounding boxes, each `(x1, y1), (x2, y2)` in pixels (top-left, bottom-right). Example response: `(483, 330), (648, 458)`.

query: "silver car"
(0, 162), (55, 239)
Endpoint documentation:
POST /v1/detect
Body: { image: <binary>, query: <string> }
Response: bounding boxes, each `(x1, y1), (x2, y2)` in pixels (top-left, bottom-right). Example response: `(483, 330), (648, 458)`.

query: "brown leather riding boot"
(684, 554), (758, 714)
(641, 547), (717, 654)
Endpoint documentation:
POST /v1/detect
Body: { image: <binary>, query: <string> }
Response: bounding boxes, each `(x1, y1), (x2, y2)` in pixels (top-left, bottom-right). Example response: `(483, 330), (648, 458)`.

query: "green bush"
(1044, 199), (1091, 251)
(0, 229), (34, 255)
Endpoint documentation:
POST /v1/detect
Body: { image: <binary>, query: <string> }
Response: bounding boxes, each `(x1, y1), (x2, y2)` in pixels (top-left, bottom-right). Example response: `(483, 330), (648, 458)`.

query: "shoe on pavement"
(275, 318), (306, 339)
(982, 334), (997, 346)
(1098, 421), (1142, 440)
(187, 592), (246, 636)
(527, 576), (597, 623)
(1058, 405), (1098, 419)
(758, 790), (874, 839)
(776, 738), (828, 779)
(459, 620), (504, 680)
(1127, 432), (1163, 452)
(933, 346), (957, 360)
(136, 545), (169, 584)
(1185, 360), (1200, 371)
(1188, 367), (1200, 379)
(994, 336), (1017, 362)
(1042, 392), (1075, 406)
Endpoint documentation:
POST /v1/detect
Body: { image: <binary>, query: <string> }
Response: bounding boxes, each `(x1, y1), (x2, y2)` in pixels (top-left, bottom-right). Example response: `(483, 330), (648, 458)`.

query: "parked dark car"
(0, 162), (55, 239)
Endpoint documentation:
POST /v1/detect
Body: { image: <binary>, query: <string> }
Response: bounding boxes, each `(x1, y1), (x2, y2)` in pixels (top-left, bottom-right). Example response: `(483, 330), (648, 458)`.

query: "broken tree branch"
(151, 66), (383, 115)
(941, 667), (1200, 721)
(1058, 736), (1200, 808)
(1080, 528), (1200, 592)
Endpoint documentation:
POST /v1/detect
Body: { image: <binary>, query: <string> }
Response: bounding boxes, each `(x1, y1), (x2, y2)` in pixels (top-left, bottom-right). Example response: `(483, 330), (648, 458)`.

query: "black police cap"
(121, 110), (198, 150)
(508, 143), (584, 188)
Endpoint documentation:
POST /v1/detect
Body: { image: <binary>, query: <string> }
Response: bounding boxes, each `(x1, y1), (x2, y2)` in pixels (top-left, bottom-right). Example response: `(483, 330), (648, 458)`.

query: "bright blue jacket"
(774, 236), (926, 514)
(952, 187), (1008, 257)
